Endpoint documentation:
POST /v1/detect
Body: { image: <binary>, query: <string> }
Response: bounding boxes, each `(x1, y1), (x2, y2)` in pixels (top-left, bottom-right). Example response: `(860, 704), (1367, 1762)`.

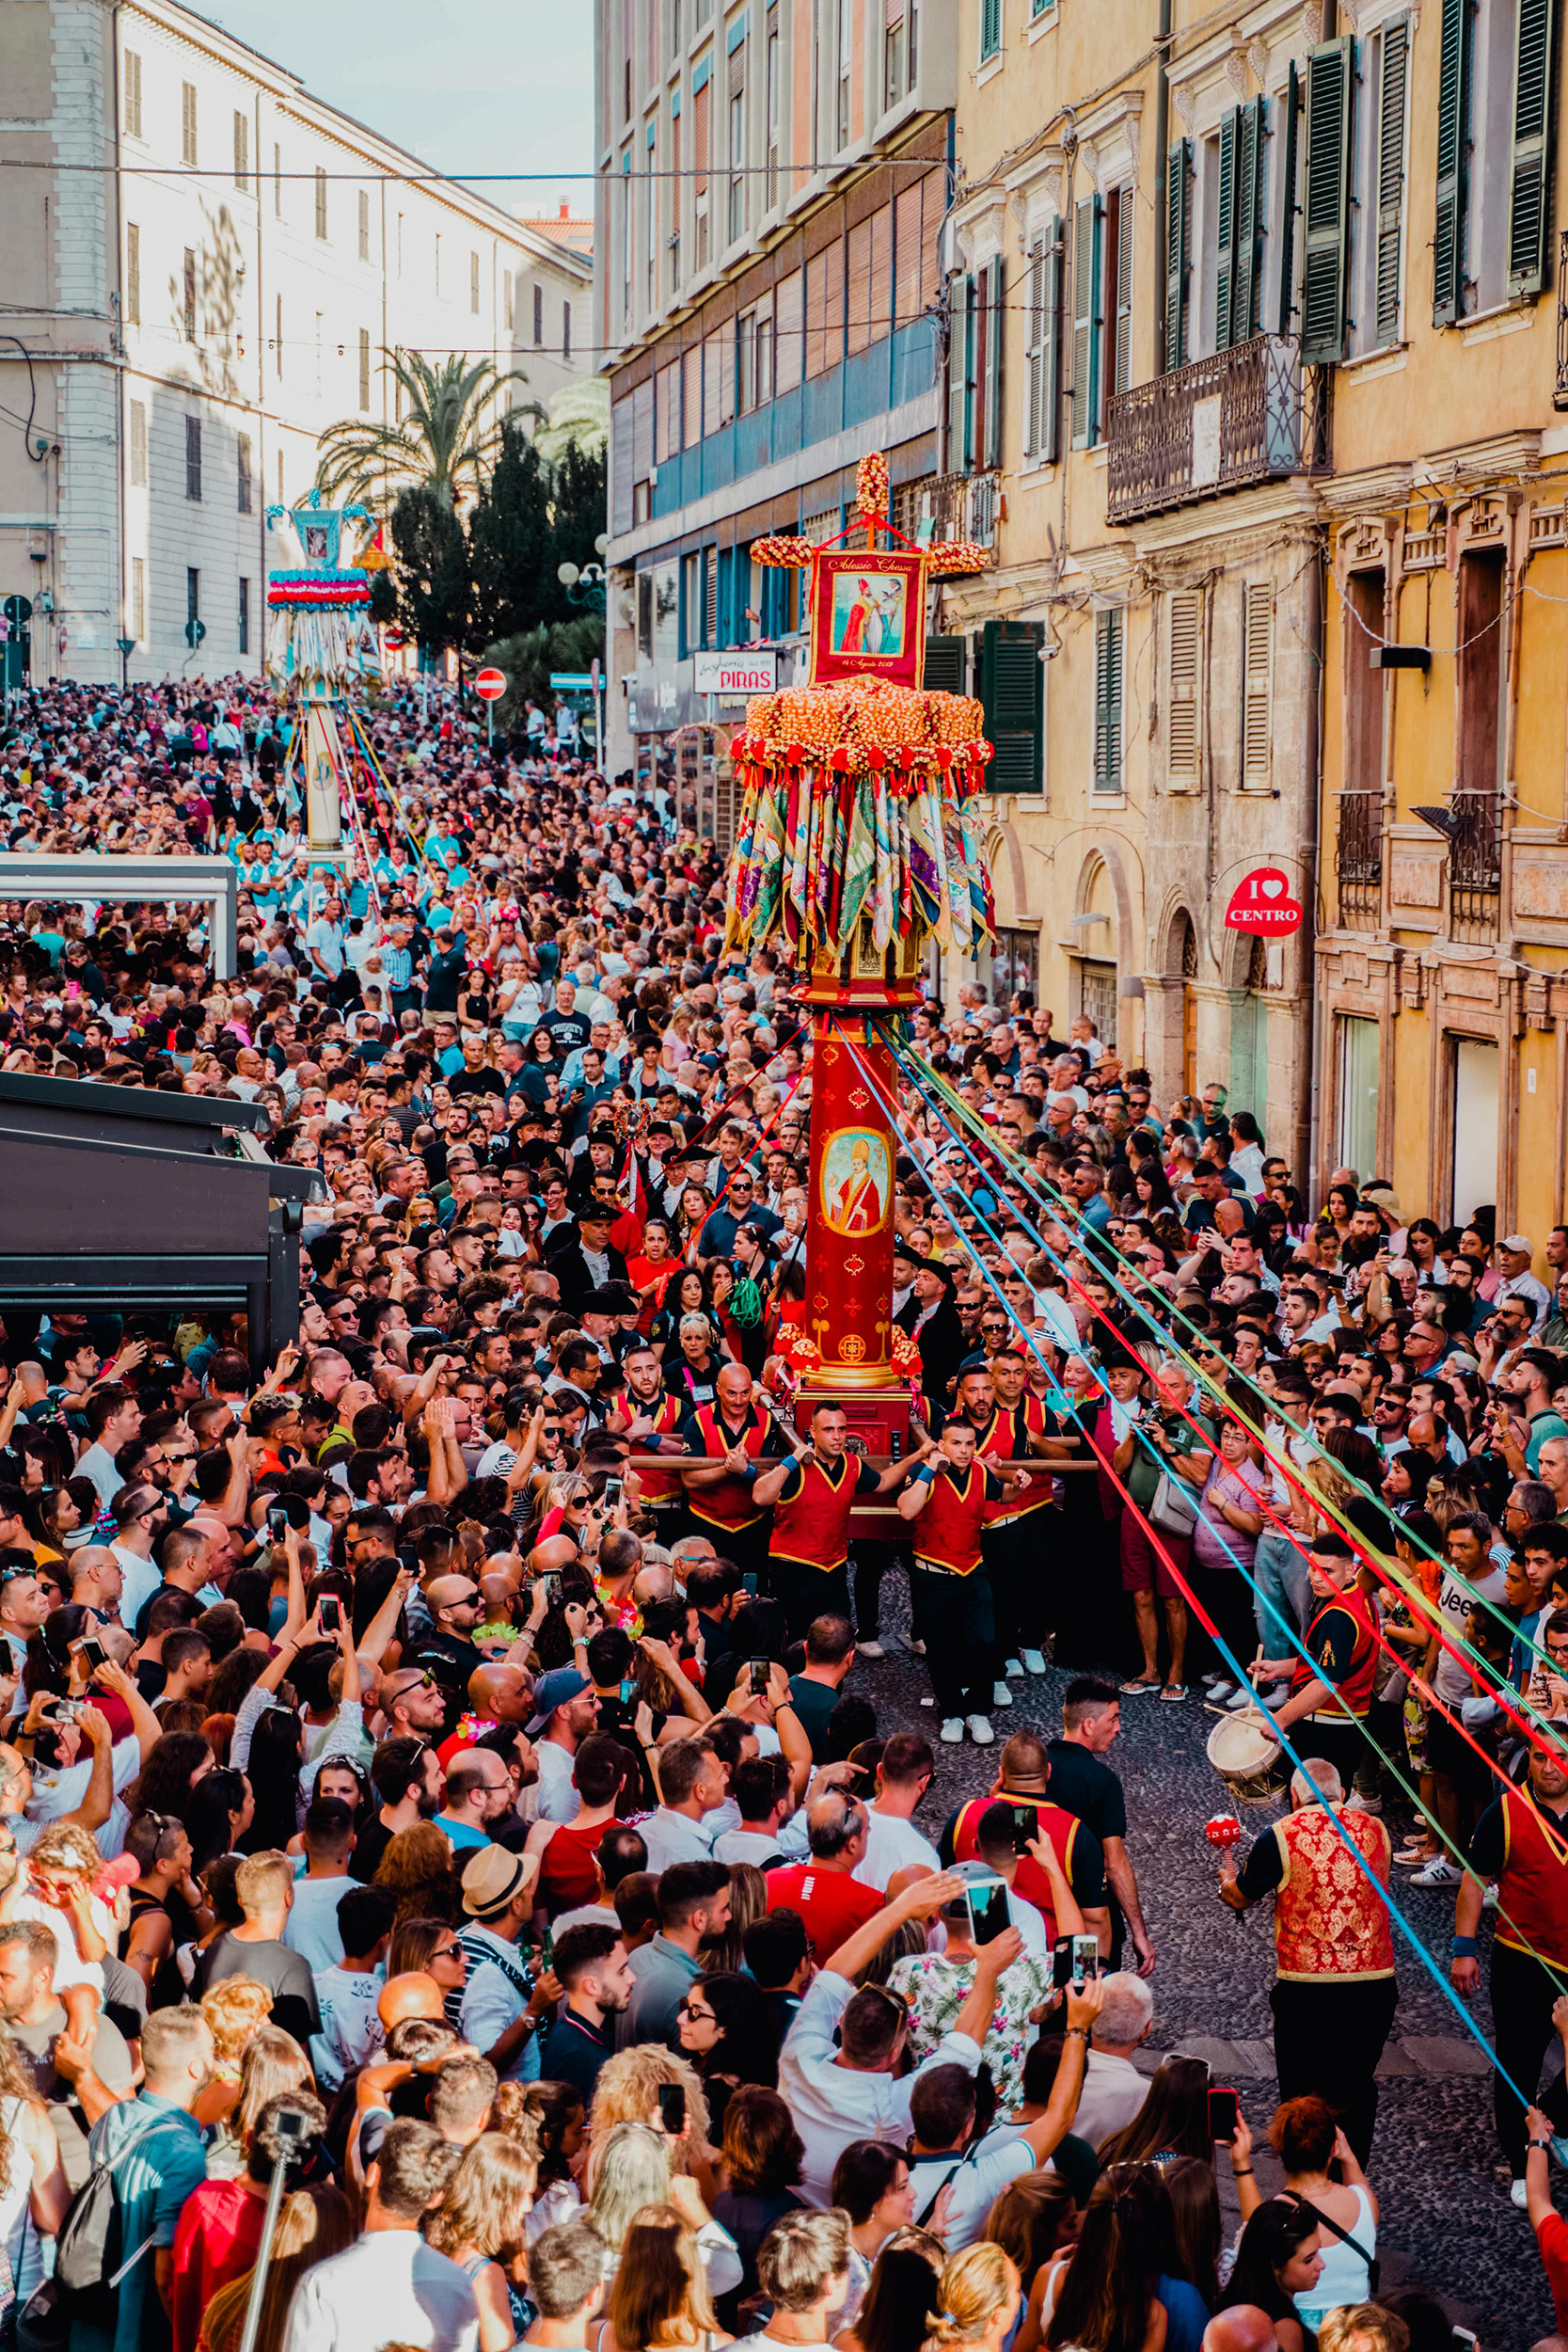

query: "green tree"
(315, 350), (539, 518)
(549, 442), (609, 589)
(467, 419), (555, 647)
(533, 375), (609, 466)
(478, 615), (604, 724)
(388, 484), (469, 664)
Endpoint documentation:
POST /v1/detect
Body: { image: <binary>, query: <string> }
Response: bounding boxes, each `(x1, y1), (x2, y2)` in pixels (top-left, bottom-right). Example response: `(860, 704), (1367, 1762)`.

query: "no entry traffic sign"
(474, 667), (507, 701)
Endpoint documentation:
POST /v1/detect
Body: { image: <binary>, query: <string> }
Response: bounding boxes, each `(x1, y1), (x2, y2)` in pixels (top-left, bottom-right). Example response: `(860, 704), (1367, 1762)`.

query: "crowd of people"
(0, 671), (1558, 2352)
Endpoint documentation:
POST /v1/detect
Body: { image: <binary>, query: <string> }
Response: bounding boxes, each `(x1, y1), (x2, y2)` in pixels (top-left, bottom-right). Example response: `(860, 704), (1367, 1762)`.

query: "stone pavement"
(841, 1585), (1555, 2350)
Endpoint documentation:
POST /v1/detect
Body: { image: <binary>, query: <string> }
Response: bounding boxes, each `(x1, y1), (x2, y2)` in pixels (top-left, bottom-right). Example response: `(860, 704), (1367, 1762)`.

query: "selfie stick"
(236, 2110), (312, 2352)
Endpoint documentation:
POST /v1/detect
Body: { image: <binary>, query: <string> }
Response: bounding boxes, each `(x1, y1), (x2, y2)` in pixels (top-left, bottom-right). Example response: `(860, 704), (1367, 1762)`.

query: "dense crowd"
(0, 672), (1560, 2352)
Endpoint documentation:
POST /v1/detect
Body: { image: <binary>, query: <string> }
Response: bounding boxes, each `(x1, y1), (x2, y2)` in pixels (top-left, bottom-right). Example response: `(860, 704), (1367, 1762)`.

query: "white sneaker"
(940, 1717), (965, 1744)
(857, 1639), (886, 1659)
(1003, 1659), (1023, 1678)
(1208, 1680), (1237, 1703)
(991, 1681), (1015, 1708)
(968, 1714), (995, 1744)
(1021, 1649), (1048, 1675)
(1511, 2177), (1529, 2210)
(1410, 1856), (1462, 1888)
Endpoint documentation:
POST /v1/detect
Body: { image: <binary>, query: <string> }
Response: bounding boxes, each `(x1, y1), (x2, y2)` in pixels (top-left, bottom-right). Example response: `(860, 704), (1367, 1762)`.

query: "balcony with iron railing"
(1335, 791), (1383, 930)
(1447, 789), (1501, 944)
(891, 469), (1001, 558)
(1105, 334), (1332, 525)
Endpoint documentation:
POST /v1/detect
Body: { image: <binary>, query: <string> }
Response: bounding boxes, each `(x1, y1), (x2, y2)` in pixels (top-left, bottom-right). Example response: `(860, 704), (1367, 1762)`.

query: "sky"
(194, 0), (594, 220)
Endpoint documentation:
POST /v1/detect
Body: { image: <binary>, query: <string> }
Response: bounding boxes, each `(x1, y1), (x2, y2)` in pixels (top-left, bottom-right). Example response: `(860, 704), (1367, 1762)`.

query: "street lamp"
(557, 560), (607, 612)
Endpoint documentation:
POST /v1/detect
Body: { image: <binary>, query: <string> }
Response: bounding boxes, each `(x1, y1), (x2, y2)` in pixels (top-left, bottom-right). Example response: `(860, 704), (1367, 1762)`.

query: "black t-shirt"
(1045, 1740), (1129, 1845)
(350, 1808), (397, 1884)
(449, 1068), (507, 1100)
(195, 1931), (320, 2046)
(539, 1009), (591, 1053)
(410, 1629), (485, 1733)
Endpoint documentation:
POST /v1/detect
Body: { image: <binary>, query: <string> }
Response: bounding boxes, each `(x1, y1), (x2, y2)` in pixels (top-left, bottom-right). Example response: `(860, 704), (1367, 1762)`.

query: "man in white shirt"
(76, 1387), (142, 1509)
(780, 1871), (1016, 2205)
(713, 1754), (795, 1867)
(105, 1484), (166, 1635)
(639, 1740), (725, 1874)
(1495, 1233), (1553, 1331)
(527, 1668), (600, 1826)
(853, 1734), (941, 1890)
(1065, 1970), (1155, 2151)
(281, 2116), (479, 2352)
(455, 1847), (554, 2083)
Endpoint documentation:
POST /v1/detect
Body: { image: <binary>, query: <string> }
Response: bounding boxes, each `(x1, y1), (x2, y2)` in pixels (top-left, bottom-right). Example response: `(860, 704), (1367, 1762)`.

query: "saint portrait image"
(304, 524), (330, 562)
(820, 1129), (891, 1237)
(831, 569), (906, 660)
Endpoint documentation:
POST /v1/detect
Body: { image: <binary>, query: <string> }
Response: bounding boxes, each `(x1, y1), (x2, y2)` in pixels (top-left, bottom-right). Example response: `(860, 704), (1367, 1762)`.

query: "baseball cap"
(460, 1845), (540, 1918)
(1500, 1233), (1534, 1254)
(526, 1666), (590, 1738)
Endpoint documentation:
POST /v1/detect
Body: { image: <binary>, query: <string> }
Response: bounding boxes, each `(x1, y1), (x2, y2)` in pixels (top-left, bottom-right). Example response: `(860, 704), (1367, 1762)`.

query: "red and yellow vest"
(1290, 1584), (1379, 1722)
(950, 1793), (1081, 1945)
(629, 1391), (686, 1508)
(769, 1453), (859, 1574)
(687, 1405), (768, 1531)
(1271, 1803), (1394, 1980)
(978, 1403), (1051, 1526)
(1495, 1788), (1568, 1968)
(913, 1460), (989, 1574)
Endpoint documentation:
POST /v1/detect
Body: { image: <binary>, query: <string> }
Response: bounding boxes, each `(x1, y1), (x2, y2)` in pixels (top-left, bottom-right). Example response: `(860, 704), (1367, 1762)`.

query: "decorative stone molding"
(1223, 34), (1251, 93)
(1173, 81), (1198, 127)
(1006, 145), (1068, 239)
(1529, 504), (1567, 548)
(1077, 90), (1143, 192)
(1315, 461), (1416, 516)
(952, 193), (1009, 274)
(1339, 518), (1386, 566)
(1247, 36), (1273, 82)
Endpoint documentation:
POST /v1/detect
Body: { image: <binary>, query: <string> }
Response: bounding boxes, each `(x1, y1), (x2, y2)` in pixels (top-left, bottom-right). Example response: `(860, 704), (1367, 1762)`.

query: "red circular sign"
(473, 667), (507, 701)
(1224, 866), (1303, 935)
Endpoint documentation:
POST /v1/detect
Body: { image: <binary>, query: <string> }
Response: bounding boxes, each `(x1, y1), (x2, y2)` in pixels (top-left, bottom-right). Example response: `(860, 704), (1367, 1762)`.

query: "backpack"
(17, 2111), (184, 2352)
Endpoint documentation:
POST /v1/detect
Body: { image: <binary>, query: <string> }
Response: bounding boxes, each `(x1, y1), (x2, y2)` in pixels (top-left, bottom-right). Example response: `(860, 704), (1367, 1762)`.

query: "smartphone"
(1208, 2087), (1240, 2142)
(267, 1506), (288, 1541)
(749, 1658), (770, 1696)
(1012, 1804), (1037, 1852)
(319, 1596), (341, 1633)
(657, 2081), (687, 2136)
(1071, 1933), (1100, 1985)
(542, 1569), (562, 1601)
(81, 1636), (107, 1672)
(967, 1874), (1011, 1947)
(602, 1475), (624, 1511)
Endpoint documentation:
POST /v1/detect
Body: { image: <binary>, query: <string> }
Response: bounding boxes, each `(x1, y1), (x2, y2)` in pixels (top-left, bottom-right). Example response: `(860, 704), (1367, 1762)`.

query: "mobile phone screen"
(968, 1875), (1011, 1947)
(542, 1571), (562, 1601)
(82, 1638), (107, 1671)
(603, 1477), (624, 1511)
(1208, 2087), (1240, 2142)
(1071, 1933), (1100, 1985)
(657, 2082), (687, 2135)
(1052, 1935), (1074, 1990)
(750, 1658), (770, 1695)
(1012, 1804), (1037, 1851)
(319, 1597), (341, 1633)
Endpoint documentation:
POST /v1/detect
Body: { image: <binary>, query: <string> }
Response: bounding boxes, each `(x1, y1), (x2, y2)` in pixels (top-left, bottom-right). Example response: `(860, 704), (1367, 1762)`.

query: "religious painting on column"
(809, 549), (926, 688)
(820, 1130), (891, 1235)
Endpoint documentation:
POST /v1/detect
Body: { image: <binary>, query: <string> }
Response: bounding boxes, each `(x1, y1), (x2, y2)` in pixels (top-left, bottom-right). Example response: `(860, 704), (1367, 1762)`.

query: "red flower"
(830, 745), (851, 771)
(865, 747), (887, 771)
(784, 742), (807, 766)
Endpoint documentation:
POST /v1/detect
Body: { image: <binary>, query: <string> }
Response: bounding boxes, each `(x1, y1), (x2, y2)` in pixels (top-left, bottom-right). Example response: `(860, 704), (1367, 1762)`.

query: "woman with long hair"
(586, 2119), (741, 2304)
(1217, 2201), (1323, 2352)
(200, 2023), (314, 2174)
(1258, 2101), (1379, 2333)
(1043, 2167), (1170, 2352)
(24, 1479), (95, 1569)
(198, 2185), (355, 2352)
(388, 1915), (469, 2011)
(425, 2129), (541, 2352)
(1157, 2160), (1220, 2317)
(923, 2244), (1022, 2352)
(697, 1867), (768, 1978)
(375, 1821), (463, 1927)
(0, 2034), (71, 2325)
(507, 2079), (585, 2242)
(126, 1729), (215, 1821)
(710, 2087), (806, 2328)
(1096, 2058), (1212, 2167)
(839, 2233), (947, 2352)
(602, 2201), (733, 2352)
(186, 1769), (255, 1878)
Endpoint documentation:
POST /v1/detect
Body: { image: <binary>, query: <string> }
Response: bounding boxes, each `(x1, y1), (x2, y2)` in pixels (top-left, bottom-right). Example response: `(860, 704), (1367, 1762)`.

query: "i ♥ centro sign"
(1224, 866), (1303, 934)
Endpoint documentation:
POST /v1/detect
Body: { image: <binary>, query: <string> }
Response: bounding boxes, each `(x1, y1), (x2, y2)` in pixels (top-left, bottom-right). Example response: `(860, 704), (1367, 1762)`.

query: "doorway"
(1336, 1016), (1379, 1186)
(1450, 1036), (1499, 1227)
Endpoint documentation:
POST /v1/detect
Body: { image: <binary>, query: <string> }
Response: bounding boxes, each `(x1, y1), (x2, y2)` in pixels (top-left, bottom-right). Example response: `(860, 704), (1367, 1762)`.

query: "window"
(1213, 99), (1266, 353)
(1371, 21), (1410, 345)
(1338, 567), (1386, 923)
(563, 300), (572, 358)
(804, 240), (845, 375)
(238, 576), (250, 657)
(705, 546), (719, 646)
(1093, 608), (1124, 793)
(131, 557), (145, 642)
(185, 416), (202, 501)
(1103, 183), (1133, 404)
(359, 190), (372, 262)
(125, 223), (140, 326)
(1166, 589), (1201, 785)
(954, 257), (1003, 467)
(182, 81), (197, 167)
(672, 99), (683, 285)
(187, 568), (200, 629)
(182, 247), (198, 341)
(737, 307), (756, 409)
(233, 110), (248, 190)
(1302, 43), (1352, 359)
(728, 59), (746, 246)
(1241, 581), (1273, 785)
(683, 342), (703, 443)
(621, 151), (631, 325)
(649, 126), (659, 306)
(657, 358), (683, 456)
(895, 172), (939, 326)
(1165, 138), (1192, 367)
(703, 318), (736, 428)
(694, 62), (711, 269)
(1022, 222), (1062, 462)
(315, 167), (328, 240)
(886, 0), (907, 109)
(533, 283), (544, 346)
(124, 50), (142, 139)
(1070, 199), (1101, 444)
(1338, 1018), (1381, 1184)
(359, 328), (372, 410)
(681, 549), (701, 654)
(774, 266), (803, 391)
(237, 432), (252, 512)
(755, 299), (774, 403)
(129, 399), (148, 487)
(847, 204), (892, 354)
(503, 269), (514, 330)
(837, 0), (852, 144)
(1435, 0), (1556, 320)
(470, 251), (481, 314)
(981, 0), (1003, 58)
(978, 620), (1046, 793)
(766, 8), (780, 204)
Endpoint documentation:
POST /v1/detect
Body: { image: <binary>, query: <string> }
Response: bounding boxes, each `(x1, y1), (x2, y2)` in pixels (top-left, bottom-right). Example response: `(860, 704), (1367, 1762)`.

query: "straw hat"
(1206, 1706), (1282, 1800)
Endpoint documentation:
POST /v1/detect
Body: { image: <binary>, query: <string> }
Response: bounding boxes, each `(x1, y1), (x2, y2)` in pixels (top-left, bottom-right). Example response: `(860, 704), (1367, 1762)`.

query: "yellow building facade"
(943, 0), (1568, 1234)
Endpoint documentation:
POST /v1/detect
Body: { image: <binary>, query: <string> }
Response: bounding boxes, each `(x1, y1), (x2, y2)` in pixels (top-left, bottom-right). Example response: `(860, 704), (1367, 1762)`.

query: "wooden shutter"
(1167, 590), (1201, 786)
(1302, 40), (1353, 360)
(1433, 0), (1471, 324)
(1112, 185), (1134, 395)
(1071, 197), (1101, 447)
(895, 181), (923, 324)
(1277, 60), (1301, 333)
(804, 252), (826, 375)
(1093, 609), (1123, 794)
(1507, 0), (1557, 294)
(1233, 97), (1265, 346)
(984, 255), (1005, 466)
(693, 75), (710, 196)
(1215, 110), (1237, 351)
(1375, 21), (1409, 344)
(1024, 237), (1045, 455)
(1242, 583), (1274, 785)
(869, 204), (892, 342)
(924, 635), (967, 691)
(611, 394), (635, 533)
(775, 268), (803, 391)
(1165, 139), (1192, 371)
(847, 217), (873, 355)
(1039, 225), (1063, 461)
(980, 620), (1045, 794)
(950, 273), (974, 468)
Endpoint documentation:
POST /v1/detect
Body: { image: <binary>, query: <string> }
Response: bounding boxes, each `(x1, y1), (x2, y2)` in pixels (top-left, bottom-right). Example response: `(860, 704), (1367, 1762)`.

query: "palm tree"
(532, 375), (610, 467)
(314, 348), (541, 518)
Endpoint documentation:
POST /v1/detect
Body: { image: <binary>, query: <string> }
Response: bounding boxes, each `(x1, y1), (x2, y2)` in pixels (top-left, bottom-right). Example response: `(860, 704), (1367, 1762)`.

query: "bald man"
(1200, 2312), (1278, 2352)
(467, 1662), (536, 1729)
(407, 1574), (485, 1736)
(68, 1547), (125, 1625)
(528, 1535), (578, 1583)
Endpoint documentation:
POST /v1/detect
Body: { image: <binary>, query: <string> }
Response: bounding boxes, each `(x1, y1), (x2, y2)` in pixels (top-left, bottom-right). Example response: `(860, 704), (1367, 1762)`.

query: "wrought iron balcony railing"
(1106, 334), (1331, 525)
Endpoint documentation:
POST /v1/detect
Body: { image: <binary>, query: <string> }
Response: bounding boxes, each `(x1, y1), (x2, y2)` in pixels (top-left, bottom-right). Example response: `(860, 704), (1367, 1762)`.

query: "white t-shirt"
(639, 1807), (716, 1874)
(853, 1809), (941, 1892)
(23, 1736), (142, 1859)
(534, 1740), (582, 1825)
(310, 1963), (384, 2090)
(779, 1965), (983, 2206)
(282, 1876), (352, 1974)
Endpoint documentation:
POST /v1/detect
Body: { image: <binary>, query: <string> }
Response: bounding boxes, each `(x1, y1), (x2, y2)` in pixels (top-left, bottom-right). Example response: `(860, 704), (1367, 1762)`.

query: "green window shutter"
(1071, 196), (1101, 447)
(1215, 109), (1237, 350)
(1433, 0), (1472, 324)
(1277, 62), (1301, 333)
(949, 274), (974, 469)
(1302, 39), (1354, 361)
(1113, 184), (1134, 395)
(1023, 238), (1044, 457)
(1023, 231), (1061, 460)
(1375, 20), (1409, 345)
(1093, 608), (1123, 795)
(1040, 222), (1063, 460)
(985, 256), (1005, 467)
(923, 635), (967, 692)
(1233, 97), (1265, 345)
(1507, 0), (1557, 295)
(981, 0), (1003, 58)
(979, 620), (1045, 794)
(1165, 139), (1192, 370)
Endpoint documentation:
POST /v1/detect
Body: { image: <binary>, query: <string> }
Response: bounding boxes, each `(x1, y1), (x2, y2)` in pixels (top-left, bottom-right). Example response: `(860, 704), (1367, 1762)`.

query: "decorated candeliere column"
(722, 453), (994, 1441)
(265, 490), (382, 863)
